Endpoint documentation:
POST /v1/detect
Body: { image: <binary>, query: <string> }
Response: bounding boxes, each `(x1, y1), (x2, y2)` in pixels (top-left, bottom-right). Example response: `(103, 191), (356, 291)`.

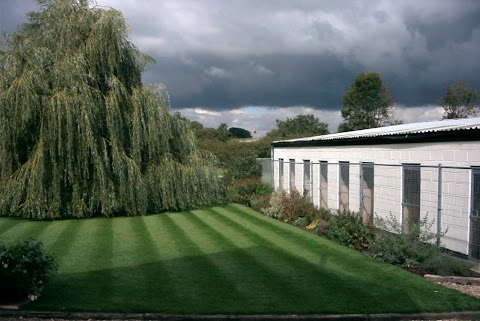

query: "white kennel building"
(271, 118), (480, 258)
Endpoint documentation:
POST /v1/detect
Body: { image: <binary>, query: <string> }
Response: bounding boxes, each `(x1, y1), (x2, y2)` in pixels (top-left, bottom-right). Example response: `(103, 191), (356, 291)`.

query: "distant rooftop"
(273, 117), (480, 146)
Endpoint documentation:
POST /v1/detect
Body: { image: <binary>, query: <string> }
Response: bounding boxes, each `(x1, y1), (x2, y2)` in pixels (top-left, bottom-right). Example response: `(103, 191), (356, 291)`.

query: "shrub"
(224, 151), (262, 183)
(306, 219), (320, 230)
(262, 190), (285, 219)
(368, 214), (436, 267)
(324, 212), (373, 250)
(262, 189), (325, 223)
(280, 189), (305, 222)
(420, 253), (474, 276)
(367, 213), (473, 276)
(0, 239), (57, 302)
(316, 208), (334, 222)
(226, 178), (273, 207)
(317, 220), (332, 235)
(250, 194), (271, 213)
(293, 216), (310, 227)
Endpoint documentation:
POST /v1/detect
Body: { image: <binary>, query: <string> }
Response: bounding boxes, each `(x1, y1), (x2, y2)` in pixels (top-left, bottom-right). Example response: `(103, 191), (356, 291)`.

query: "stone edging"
(424, 274), (480, 285)
(2, 310), (480, 321)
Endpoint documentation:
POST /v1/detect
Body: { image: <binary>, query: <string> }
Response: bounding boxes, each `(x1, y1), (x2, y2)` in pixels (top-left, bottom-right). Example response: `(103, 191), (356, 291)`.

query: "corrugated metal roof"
(274, 117), (480, 143)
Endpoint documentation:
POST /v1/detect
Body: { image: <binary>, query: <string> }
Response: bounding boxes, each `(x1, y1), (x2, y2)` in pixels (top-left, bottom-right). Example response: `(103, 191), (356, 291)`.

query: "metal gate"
(339, 162), (349, 213)
(402, 164), (421, 234)
(360, 162), (374, 225)
(470, 168), (480, 259)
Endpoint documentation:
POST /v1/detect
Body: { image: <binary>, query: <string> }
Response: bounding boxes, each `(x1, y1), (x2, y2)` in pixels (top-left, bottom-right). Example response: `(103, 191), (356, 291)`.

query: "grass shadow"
(22, 245), (480, 315)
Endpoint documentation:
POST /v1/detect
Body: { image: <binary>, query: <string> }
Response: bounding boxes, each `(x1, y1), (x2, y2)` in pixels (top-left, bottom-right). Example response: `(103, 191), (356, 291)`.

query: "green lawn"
(1, 203), (480, 314)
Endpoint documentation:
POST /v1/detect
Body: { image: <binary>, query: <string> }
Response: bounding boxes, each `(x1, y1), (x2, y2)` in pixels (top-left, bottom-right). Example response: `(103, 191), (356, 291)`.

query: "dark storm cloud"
(2, 0), (480, 112)
(143, 54), (363, 110)
(404, 2), (480, 51)
(136, 0), (480, 110)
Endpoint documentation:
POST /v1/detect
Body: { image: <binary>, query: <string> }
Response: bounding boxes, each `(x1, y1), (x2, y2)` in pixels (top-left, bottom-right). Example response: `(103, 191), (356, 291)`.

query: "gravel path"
(438, 282), (480, 298)
(423, 274), (480, 299)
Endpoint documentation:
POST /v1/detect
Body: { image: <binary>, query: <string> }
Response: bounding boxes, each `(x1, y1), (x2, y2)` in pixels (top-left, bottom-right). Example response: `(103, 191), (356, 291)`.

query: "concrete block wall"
(272, 141), (480, 255)
(439, 168), (471, 253)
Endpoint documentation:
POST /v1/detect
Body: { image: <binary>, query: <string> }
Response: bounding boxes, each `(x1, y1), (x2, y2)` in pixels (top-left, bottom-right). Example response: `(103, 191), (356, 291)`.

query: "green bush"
(224, 151), (262, 183)
(368, 214), (473, 276)
(250, 194), (271, 213)
(368, 214), (436, 268)
(324, 212), (373, 250)
(316, 208), (334, 223)
(279, 189), (305, 222)
(226, 178), (273, 207)
(293, 216), (310, 227)
(0, 239), (57, 302)
(263, 189), (327, 223)
(317, 220), (332, 235)
(420, 253), (474, 276)
(262, 189), (285, 218)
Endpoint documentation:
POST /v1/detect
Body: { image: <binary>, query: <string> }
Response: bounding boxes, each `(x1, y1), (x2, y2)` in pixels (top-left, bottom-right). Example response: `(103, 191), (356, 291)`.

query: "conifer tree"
(0, 0), (224, 219)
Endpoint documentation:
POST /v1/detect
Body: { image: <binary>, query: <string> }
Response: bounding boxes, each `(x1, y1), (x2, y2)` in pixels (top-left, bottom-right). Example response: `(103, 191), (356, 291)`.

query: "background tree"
(338, 72), (396, 132)
(228, 127), (252, 139)
(186, 113), (329, 183)
(223, 151), (262, 182)
(215, 123), (232, 142)
(272, 114), (329, 139)
(441, 80), (479, 119)
(189, 120), (204, 133)
(0, 0), (223, 219)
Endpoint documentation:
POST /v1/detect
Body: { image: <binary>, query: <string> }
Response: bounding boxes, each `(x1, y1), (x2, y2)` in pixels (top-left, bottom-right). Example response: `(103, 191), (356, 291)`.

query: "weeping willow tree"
(0, 0), (224, 219)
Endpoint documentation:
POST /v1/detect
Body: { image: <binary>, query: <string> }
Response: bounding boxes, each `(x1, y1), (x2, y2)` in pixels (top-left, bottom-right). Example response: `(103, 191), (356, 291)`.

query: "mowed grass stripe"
(106, 216), (179, 312)
(212, 205), (343, 269)
(0, 219), (50, 244)
(224, 204), (455, 291)
(145, 213), (198, 313)
(208, 206), (464, 314)
(142, 213), (195, 261)
(0, 218), (21, 237)
(192, 207), (310, 278)
(186, 210), (301, 305)
(6, 204), (480, 314)
(159, 213), (244, 312)
(110, 216), (153, 310)
(142, 213), (208, 313)
(222, 204), (389, 278)
(45, 219), (84, 267)
(225, 203), (338, 253)
(77, 217), (114, 309)
(29, 218), (115, 312)
(204, 207), (381, 313)
(189, 209), (314, 311)
(131, 216), (180, 312)
(218, 205), (480, 313)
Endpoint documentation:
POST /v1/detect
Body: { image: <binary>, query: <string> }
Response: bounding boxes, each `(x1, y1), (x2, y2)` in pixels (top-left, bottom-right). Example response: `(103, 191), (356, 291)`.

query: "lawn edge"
(2, 309), (480, 321)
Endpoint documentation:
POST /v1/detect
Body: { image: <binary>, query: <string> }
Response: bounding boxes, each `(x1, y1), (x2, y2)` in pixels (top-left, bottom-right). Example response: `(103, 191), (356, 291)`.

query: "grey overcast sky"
(1, 0), (480, 134)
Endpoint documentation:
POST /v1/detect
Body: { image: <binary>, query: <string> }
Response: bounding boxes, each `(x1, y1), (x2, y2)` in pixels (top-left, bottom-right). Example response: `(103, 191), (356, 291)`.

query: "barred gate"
(402, 164), (421, 234)
(470, 169), (480, 259)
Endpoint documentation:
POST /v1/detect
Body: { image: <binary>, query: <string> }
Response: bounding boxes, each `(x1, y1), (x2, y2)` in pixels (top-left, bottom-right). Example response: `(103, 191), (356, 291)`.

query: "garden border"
(2, 309), (480, 320)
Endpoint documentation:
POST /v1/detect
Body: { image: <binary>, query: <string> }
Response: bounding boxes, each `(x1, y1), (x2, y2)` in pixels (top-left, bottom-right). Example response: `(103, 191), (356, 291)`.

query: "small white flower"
(28, 294), (38, 301)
